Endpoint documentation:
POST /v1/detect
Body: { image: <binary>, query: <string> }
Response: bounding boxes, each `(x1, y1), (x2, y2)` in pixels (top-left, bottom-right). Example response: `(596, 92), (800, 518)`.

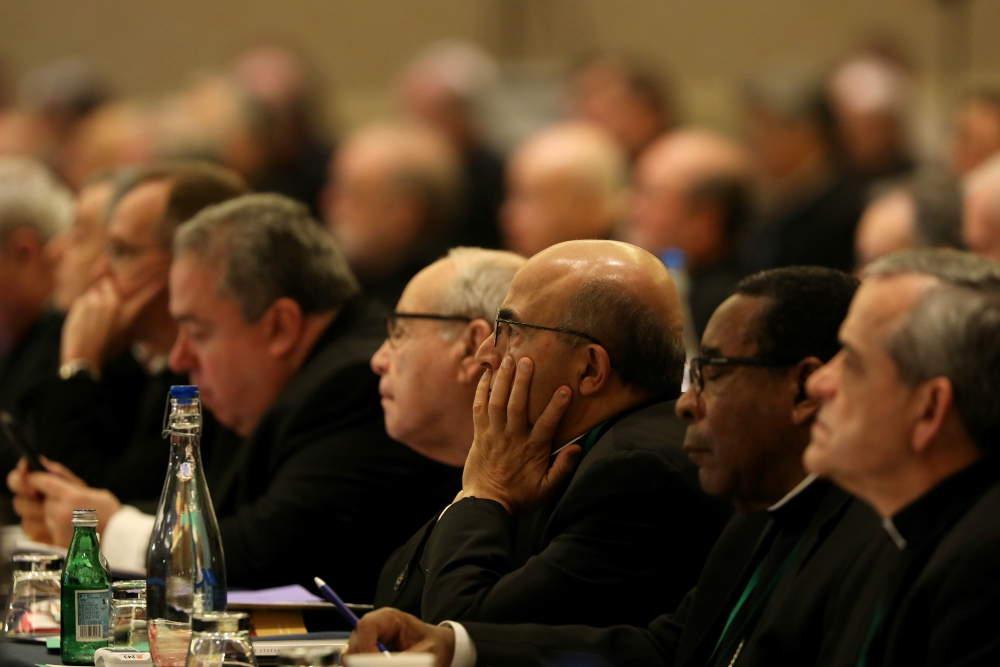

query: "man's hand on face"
(461, 355), (581, 515)
(61, 277), (165, 368)
(10, 457), (122, 547)
(347, 608), (455, 667)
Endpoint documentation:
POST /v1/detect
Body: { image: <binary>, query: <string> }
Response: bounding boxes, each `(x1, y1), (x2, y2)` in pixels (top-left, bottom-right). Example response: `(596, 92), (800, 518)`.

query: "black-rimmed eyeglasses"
(688, 356), (793, 394)
(384, 312), (472, 346)
(494, 309), (613, 368)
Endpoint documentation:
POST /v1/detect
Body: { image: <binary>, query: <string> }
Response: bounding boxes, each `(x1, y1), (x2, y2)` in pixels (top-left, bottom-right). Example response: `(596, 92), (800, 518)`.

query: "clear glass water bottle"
(61, 509), (111, 665)
(147, 385), (227, 667)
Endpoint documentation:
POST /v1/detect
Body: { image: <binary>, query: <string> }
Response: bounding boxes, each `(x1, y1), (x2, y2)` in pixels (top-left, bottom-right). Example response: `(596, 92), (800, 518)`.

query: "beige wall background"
(1, 0), (998, 144)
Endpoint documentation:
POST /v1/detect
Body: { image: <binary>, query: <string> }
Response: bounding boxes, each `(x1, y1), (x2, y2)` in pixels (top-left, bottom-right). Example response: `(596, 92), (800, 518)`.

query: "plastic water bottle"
(61, 508), (111, 665)
(146, 386), (226, 667)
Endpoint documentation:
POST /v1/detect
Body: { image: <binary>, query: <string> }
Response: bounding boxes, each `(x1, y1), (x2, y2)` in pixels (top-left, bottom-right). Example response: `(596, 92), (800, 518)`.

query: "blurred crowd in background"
(3, 37), (1000, 348)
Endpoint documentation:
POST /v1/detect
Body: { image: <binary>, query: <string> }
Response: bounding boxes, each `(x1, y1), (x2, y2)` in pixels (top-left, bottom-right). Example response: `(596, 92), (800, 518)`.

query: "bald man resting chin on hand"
(374, 240), (729, 629)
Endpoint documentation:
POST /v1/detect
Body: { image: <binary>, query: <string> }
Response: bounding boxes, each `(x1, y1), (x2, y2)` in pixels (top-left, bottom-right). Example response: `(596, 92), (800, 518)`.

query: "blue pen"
(314, 577), (391, 656)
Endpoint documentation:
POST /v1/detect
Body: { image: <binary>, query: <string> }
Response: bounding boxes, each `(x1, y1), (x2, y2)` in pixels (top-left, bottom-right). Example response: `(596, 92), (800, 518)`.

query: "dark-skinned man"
(347, 265), (880, 667)
(375, 239), (728, 629)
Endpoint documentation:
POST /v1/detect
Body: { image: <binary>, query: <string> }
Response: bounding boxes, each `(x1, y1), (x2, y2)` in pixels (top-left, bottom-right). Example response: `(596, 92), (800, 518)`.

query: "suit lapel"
(677, 517), (778, 667)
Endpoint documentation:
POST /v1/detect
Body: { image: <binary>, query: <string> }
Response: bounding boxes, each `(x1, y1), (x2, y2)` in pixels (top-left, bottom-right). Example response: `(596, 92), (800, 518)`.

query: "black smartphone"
(0, 411), (43, 472)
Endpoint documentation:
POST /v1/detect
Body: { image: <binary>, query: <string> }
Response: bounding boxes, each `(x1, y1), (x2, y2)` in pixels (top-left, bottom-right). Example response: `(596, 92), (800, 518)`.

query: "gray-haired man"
(805, 249), (1000, 666)
(371, 248), (524, 609)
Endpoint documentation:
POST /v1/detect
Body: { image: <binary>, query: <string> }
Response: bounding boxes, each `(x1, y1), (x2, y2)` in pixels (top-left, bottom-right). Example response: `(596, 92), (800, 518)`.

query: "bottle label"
(75, 589), (110, 641)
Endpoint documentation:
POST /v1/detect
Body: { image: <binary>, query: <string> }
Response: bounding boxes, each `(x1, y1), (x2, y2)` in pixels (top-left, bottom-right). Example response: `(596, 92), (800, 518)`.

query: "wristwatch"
(59, 358), (100, 382)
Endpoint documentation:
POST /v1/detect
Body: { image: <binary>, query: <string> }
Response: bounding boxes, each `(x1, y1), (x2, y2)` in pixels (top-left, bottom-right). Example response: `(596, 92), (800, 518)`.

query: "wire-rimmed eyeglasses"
(493, 308), (614, 369)
(384, 312), (472, 346)
(688, 355), (793, 394)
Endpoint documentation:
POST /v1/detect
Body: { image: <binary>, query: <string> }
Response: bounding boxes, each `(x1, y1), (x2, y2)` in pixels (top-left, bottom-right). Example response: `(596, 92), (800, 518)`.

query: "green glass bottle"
(61, 509), (111, 665)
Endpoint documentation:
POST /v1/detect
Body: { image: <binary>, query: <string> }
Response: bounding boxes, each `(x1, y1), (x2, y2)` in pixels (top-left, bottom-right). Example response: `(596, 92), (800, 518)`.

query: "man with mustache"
(348, 265), (879, 667)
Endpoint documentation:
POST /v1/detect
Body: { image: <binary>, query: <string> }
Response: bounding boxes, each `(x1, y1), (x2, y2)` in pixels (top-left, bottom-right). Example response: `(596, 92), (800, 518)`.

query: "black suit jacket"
(460, 480), (881, 667)
(212, 297), (463, 602)
(0, 310), (62, 479)
(822, 459), (1000, 667)
(376, 398), (731, 628)
(21, 350), (223, 504)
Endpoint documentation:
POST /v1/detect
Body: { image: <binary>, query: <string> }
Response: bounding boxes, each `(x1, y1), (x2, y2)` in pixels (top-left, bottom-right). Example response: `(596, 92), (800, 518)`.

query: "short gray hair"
(886, 283), (1000, 453)
(863, 248), (1000, 452)
(175, 193), (361, 322)
(562, 276), (686, 397)
(863, 248), (1000, 288)
(434, 248), (525, 329)
(0, 156), (74, 246)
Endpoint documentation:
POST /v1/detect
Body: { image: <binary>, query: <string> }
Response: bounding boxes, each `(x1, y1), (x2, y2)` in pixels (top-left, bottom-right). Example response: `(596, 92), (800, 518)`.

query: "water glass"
(186, 611), (256, 667)
(110, 580), (147, 648)
(2, 553), (63, 637)
(150, 618), (193, 667)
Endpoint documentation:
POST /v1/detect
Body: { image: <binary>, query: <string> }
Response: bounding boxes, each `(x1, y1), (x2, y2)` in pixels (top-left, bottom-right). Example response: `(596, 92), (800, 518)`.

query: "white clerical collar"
(768, 473), (819, 512)
(881, 518), (908, 550)
(550, 431), (589, 459)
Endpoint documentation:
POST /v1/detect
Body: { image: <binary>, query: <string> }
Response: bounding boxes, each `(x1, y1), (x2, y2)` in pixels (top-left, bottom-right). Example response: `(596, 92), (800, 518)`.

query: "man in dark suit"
(11, 162), (248, 505)
(740, 70), (864, 273)
(804, 249), (1000, 667)
(0, 157), (73, 477)
(347, 265), (881, 667)
(377, 239), (729, 630)
(9, 194), (462, 601)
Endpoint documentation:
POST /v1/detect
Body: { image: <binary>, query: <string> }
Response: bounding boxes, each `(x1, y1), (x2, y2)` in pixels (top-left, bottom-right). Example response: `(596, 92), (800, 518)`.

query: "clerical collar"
(768, 474), (819, 511)
(884, 455), (1000, 552)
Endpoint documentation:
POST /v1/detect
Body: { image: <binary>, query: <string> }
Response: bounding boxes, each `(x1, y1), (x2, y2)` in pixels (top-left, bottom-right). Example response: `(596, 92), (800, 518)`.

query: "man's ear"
(5, 227), (45, 265)
(456, 319), (494, 383)
(790, 356), (825, 426)
(577, 344), (613, 397)
(263, 297), (305, 357)
(911, 377), (954, 455)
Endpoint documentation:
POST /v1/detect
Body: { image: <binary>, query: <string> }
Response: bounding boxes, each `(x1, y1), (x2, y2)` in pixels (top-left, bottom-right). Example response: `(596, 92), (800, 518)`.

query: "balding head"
(502, 121), (627, 257)
(477, 239), (685, 444)
(964, 154), (1000, 261)
(324, 120), (461, 281)
(629, 128), (751, 268)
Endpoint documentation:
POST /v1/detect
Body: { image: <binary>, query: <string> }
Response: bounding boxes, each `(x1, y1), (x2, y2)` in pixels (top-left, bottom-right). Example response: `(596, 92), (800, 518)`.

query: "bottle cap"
(71, 508), (99, 527)
(169, 385), (199, 404)
(659, 247), (686, 269)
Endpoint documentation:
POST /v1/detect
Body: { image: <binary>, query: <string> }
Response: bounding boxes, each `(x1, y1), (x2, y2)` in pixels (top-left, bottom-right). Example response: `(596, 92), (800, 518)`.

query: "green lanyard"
(856, 598), (884, 667)
(708, 536), (805, 667)
(580, 420), (609, 456)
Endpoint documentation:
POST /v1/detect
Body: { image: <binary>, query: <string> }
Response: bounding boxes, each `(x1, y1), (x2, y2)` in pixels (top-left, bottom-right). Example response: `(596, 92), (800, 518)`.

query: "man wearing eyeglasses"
(12, 162), (247, 505)
(376, 239), (730, 630)
(371, 248), (524, 612)
(346, 264), (878, 667)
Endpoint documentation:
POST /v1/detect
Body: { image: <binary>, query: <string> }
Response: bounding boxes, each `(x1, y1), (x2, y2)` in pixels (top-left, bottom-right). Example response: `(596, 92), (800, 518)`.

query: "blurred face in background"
(854, 189), (915, 270)
(88, 179), (173, 342)
(951, 99), (1000, 177)
(47, 180), (113, 311)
